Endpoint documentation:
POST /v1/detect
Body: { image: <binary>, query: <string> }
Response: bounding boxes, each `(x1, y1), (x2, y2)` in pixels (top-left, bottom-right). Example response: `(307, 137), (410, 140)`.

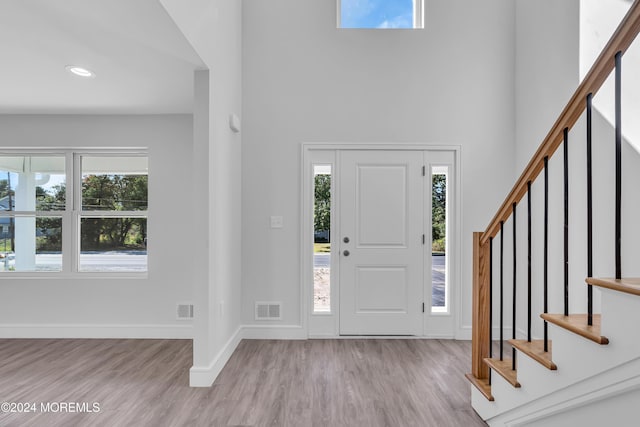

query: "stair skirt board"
(488, 357), (640, 426)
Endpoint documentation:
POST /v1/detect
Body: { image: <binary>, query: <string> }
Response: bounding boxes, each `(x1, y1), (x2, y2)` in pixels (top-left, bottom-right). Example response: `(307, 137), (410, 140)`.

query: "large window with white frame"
(0, 151), (147, 274)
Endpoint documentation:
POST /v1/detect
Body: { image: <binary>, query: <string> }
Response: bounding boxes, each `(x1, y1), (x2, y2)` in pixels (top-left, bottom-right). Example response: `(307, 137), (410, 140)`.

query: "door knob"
(343, 250), (350, 256)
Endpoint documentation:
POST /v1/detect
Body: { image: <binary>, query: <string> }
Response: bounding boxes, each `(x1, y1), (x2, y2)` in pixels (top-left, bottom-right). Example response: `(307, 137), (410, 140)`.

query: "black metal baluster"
(587, 93), (594, 326)
(489, 236), (493, 385)
(527, 181), (532, 342)
(544, 156), (549, 352)
(615, 51), (622, 280)
(500, 221), (504, 361)
(512, 203), (517, 370)
(564, 127), (569, 317)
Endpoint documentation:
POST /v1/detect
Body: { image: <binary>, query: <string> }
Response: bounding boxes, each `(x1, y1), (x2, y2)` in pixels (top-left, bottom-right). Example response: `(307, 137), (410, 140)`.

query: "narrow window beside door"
(313, 165), (331, 313)
(432, 166), (448, 312)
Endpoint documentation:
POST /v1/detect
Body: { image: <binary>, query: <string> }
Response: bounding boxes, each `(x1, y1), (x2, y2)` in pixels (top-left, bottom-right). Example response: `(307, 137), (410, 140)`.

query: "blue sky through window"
(340, 0), (414, 29)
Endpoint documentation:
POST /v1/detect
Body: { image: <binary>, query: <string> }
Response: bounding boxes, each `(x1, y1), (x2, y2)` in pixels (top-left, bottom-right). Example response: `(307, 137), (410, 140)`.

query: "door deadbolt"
(343, 237), (350, 243)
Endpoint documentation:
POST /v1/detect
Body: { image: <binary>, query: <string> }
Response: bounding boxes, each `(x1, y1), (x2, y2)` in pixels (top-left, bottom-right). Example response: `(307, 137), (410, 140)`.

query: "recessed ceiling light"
(65, 65), (95, 78)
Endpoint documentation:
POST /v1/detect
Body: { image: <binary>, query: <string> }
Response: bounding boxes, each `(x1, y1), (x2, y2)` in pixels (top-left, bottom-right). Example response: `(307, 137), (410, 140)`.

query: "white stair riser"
(471, 387), (495, 420)
(600, 287), (640, 347)
(513, 352), (558, 398)
(550, 325), (611, 381)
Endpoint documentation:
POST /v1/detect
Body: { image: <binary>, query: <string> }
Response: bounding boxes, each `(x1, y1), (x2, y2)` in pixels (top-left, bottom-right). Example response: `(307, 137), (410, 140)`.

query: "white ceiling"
(0, 0), (205, 114)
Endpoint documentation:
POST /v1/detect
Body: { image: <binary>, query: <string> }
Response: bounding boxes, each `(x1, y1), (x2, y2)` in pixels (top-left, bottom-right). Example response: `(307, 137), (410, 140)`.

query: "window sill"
(0, 272), (148, 280)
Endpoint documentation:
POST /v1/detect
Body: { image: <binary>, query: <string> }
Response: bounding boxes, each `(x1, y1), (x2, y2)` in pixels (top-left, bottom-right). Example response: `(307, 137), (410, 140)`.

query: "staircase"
(466, 2), (640, 425)
(471, 282), (640, 425)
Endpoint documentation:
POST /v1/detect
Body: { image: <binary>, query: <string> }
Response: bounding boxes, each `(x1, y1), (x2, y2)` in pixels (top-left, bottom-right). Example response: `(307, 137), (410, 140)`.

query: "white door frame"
(301, 143), (461, 338)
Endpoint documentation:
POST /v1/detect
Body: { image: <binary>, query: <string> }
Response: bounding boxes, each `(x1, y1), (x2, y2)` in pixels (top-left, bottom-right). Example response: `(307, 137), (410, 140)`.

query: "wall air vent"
(177, 303), (194, 320)
(255, 302), (282, 320)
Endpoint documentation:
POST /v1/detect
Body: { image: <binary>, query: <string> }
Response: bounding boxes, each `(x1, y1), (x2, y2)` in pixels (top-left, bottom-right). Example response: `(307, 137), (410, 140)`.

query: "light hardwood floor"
(0, 338), (486, 427)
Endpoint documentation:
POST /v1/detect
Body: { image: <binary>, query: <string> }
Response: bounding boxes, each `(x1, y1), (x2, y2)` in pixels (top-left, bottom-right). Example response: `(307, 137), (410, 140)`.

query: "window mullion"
(62, 211), (74, 274)
(73, 153), (82, 212)
(71, 152), (82, 273)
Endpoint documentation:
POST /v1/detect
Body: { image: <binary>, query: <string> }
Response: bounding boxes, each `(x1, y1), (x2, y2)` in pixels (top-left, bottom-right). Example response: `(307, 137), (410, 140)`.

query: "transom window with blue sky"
(339, 0), (423, 29)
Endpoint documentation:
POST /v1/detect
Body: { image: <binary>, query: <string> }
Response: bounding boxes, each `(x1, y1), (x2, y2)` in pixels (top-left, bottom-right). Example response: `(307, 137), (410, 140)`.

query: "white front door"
(339, 150), (424, 335)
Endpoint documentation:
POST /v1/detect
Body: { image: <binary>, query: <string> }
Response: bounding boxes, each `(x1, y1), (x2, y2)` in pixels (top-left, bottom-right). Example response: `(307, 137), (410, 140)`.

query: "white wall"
(580, 0), (631, 79)
(580, 0), (640, 154)
(0, 114), (195, 338)
(160, 0), (243, 385)
(515, 0), (581, 174)
(241, 0), (517, 338)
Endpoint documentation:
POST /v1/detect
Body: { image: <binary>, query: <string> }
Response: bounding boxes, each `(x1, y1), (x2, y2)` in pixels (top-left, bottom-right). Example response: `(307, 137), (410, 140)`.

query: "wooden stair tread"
(483, 358), (521, 388)
(509, 339), (557, 370)
(465, 373), (494, 401)
(541, 313), (609, 345)
(586, 277), (640, 296)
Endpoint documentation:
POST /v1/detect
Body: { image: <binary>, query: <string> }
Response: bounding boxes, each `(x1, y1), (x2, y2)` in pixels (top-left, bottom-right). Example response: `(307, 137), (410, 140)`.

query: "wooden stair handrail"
(481, 0), (640, 245)
(469, 1), (640, 400)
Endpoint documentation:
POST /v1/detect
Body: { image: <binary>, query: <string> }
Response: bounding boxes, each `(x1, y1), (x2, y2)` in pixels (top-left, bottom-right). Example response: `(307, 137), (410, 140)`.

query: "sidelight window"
(431, 166), (448, 312)
(313, 164), (332, 313)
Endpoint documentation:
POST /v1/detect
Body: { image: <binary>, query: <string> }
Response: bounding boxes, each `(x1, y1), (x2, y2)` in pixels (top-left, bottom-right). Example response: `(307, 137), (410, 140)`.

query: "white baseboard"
(242, 324), (307, 340)
(423, 333), (456, 339)
(189, 325), (243, 387)
(457, 325), (472, 340)
(309, 334), (456, 339)
(0, 323), (194, 339)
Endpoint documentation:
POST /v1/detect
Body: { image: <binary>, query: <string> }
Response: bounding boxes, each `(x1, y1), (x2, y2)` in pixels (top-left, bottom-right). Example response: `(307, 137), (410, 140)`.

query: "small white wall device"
(229, 113), (241, 133)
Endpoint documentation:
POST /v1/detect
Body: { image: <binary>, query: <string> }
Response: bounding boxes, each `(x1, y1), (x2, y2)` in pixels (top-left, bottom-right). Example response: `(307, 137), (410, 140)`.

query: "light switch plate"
(270, 216), (283, 228)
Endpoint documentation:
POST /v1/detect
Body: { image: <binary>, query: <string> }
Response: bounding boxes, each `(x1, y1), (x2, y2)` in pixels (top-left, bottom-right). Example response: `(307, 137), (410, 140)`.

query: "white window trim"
(0, 148), (148, 279)
(413, 0), (424, 29)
